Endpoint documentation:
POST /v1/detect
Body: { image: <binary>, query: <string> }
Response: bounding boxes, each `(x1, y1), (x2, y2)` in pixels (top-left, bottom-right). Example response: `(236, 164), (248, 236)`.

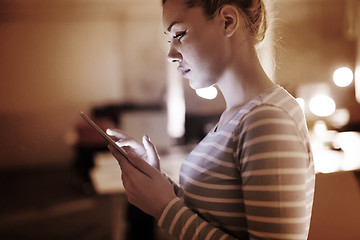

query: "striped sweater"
(158, 85), (315, 240)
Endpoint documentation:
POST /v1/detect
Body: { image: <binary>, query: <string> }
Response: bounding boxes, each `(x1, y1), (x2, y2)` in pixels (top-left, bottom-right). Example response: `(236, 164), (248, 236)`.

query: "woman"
(107, 0), (315, 239)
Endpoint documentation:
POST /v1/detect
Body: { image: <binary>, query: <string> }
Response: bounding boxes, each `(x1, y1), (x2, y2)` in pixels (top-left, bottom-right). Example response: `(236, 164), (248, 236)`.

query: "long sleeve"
(238, 105), (315, 239)
(158, 197), (239, 240)
(157, 86), (315, 240)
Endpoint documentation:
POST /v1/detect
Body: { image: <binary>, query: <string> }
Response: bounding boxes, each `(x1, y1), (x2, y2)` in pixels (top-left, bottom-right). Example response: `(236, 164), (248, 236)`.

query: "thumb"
(142, 135), (160, 170)
(110, 145), (154, 178)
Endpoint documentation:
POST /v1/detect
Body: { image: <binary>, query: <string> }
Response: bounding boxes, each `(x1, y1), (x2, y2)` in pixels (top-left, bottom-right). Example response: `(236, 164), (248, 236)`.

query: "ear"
(218, 5), (243, 38)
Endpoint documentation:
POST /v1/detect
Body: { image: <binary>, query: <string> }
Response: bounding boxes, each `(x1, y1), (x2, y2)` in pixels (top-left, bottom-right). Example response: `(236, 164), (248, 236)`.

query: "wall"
(0, 0), (166, 168)
(308, 172), (360, 240)
(274, 0), (356, 89)
(1, 0), (359, 168)
(274, 0), (360, 124)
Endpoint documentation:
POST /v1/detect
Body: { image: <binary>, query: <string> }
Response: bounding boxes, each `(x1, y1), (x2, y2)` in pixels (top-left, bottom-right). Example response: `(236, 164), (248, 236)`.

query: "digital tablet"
(79, 112), (128, 159)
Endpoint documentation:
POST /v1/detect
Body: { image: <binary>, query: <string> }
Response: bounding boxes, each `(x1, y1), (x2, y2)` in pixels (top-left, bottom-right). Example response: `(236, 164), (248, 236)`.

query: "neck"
(215, 57), (274, 130)
(216, 44), (274, 111)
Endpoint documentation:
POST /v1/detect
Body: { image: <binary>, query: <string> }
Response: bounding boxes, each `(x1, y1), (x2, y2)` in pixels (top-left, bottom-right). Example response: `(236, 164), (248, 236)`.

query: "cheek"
(186, 39), (221, 66)
(198, 42), (226, 74)
(181, 28), (226, 76)
(183, 31), (215, 61)
(197, 32), (225, 64)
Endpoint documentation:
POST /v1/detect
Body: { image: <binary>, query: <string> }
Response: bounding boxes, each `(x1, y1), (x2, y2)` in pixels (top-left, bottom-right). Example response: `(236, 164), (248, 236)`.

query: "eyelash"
(171, 31), (187, 42)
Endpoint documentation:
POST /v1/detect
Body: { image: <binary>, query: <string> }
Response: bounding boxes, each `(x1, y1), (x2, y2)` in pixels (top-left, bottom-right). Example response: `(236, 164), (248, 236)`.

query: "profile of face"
(162, 0), (231, 90)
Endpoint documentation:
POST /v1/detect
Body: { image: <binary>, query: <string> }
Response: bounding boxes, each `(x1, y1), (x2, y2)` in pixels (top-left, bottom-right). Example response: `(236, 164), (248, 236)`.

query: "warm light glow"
(329, 109), (350, 128)
(195, 85), (218, 100)
(309, 95), (336, 117)
(333, 67), (353, 87)
(334, 132), (360, 171)
(166, 63), (185, 138)
(356, 66), (360, 103)
(295, 98), (305, 112)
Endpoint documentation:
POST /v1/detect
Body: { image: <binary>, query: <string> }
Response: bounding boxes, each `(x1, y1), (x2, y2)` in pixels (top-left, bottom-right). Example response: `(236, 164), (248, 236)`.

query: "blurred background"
(0, 0), (359, 239)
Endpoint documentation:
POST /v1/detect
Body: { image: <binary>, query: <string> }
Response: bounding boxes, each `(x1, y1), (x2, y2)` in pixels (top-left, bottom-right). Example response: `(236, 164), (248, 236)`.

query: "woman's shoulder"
(221, 85), (306, 138)
(231, 89), (311, 148)
(233, 85), (301, 122)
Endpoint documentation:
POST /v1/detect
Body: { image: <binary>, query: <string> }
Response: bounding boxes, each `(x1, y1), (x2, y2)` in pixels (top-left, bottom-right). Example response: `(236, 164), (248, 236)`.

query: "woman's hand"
(108, 144), (176, 220)
(106, 129), (160, 170)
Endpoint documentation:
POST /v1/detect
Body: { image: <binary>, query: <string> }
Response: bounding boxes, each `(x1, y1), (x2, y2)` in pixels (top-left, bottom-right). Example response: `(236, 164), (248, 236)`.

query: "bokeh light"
(309, 95), (336, 117)
(333, 67), (353, 87)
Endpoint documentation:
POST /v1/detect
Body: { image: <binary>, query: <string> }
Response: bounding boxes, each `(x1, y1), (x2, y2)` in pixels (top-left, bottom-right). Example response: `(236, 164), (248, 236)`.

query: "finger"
(107, 129), (143, 149)
(108, 145), (153, 178)
(142, 135), (160, 169)
(142, 135), (156, 159)
(108, 145), (130, 166)
(106, 128), (129, 139)
(128, 151), (160, 178)
(116, 139), (139, 148)
(112, 143), (158, 179)
(108, 145), (139, 175)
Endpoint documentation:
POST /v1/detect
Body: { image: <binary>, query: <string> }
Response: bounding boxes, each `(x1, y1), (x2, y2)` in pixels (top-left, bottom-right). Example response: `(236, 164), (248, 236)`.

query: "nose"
(167, 43), (182, 63)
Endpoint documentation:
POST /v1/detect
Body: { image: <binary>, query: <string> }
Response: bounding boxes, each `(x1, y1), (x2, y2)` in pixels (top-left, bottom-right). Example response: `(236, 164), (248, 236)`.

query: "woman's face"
(163, 0), (228, 89)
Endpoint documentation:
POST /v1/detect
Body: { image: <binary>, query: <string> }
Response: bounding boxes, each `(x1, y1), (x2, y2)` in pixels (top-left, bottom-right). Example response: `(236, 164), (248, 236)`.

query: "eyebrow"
(166, 21), (183, 33)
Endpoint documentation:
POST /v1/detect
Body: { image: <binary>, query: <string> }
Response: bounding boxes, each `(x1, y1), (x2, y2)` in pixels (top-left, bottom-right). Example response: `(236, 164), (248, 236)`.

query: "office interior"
(0, 0), (359, 239)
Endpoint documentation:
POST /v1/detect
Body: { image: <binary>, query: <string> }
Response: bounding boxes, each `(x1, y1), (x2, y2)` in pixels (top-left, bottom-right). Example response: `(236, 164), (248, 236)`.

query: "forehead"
(162, 0), (188, 29)
(162, 0), (207, 32)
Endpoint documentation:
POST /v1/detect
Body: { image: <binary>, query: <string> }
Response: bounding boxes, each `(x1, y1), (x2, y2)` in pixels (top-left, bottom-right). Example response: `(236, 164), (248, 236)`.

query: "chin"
(189, 82), (202, 90)
(188, 78), (211, 90)
(187, 79), (198, 90)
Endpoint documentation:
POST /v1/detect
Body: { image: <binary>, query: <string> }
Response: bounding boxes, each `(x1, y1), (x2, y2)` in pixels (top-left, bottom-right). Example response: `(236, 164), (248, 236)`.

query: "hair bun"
(246, 0), (267, 44)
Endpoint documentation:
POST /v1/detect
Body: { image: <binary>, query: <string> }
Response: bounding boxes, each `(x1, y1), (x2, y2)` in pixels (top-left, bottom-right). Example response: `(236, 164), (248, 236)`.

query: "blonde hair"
(162, 0), (267, 45)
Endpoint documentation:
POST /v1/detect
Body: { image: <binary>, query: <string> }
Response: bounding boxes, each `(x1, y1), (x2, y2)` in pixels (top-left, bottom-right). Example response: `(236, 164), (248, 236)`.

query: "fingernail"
(106, 129), (113, 134)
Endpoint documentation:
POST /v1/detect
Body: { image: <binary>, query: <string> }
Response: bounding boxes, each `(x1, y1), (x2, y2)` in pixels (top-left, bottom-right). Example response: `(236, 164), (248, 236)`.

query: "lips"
(177, 66), (190, 76)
